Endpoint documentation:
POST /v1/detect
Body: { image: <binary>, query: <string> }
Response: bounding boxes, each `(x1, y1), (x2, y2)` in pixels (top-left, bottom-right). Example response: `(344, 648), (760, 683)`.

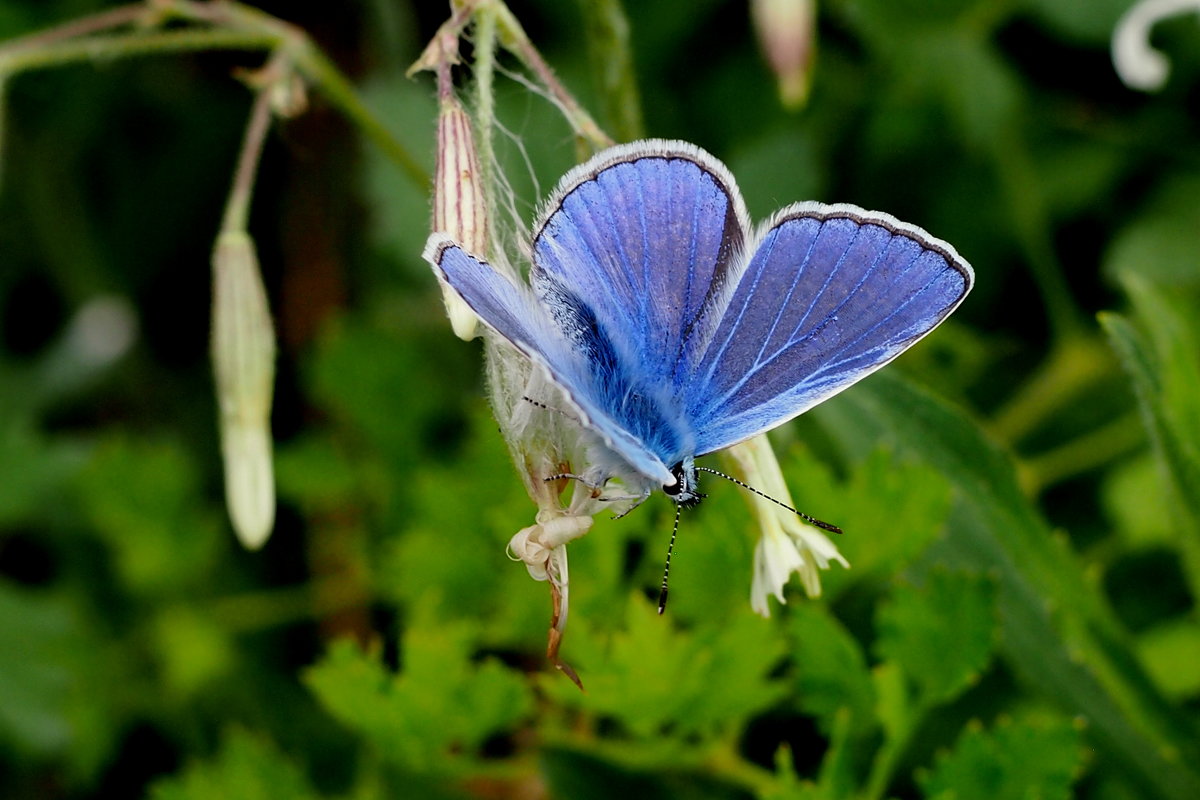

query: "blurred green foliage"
(1, 0), (1199, 798)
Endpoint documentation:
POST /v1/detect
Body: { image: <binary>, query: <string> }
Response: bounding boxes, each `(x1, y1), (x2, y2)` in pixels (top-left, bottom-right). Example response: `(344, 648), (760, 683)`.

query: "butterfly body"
(425, 140), (972, 507)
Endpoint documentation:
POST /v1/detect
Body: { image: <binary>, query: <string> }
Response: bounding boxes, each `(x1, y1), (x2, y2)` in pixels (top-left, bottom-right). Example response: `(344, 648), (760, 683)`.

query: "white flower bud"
(212, 230), (277, 550)
(751, 0), (817, 110)
(433, 95), (488, 340)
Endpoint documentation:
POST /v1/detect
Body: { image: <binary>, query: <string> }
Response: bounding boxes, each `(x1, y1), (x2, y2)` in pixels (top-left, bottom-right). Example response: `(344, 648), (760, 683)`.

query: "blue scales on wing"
(425, 236), (680, 486)
(531, 145), (747, 399)
(684, 205), (972, 456)
(425, 140), (974, 491)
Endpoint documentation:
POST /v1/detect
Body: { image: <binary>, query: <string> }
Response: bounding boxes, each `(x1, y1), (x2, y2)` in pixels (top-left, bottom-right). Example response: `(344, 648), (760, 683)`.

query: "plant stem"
(0, 0), (428, 188)
(474, 2), (499, 259)
(576, 0), (644, 142)
(493, 0), (613, 151)
(0, 27), (277, 72)
(0, 3), (153, 53)
(1020, 412), (1145, 494)
(221, 67), (276, 233)
(989, 334), (1114, 444)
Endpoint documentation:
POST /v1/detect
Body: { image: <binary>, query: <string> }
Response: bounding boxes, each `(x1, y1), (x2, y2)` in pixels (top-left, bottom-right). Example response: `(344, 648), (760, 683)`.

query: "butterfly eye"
(662, 462), (689, 495)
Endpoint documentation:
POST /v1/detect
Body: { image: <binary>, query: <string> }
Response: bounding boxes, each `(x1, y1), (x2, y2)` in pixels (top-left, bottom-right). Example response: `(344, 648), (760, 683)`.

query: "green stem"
(863, 706), (922, 800)
(989, 333), (1114, 444)
(0, 27), (277, 72)
(493, 0), (613, 151)
(1020, 412), (1145, 494)
(990, 131), (1087, 343)
(0, 3), (153, 53)
(220, 70), (276, 233)
(576, 0), (644, 142)
(0, 0), (428, 188)
(474, 2), (499, 260)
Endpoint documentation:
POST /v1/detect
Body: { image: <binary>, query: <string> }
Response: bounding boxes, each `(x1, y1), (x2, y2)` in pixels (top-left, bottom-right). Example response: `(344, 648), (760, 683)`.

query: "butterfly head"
(662, 456), (705, 508)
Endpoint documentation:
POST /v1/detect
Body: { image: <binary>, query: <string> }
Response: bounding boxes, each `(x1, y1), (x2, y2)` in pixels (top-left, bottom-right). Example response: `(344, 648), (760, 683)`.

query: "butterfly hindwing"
(685, 204), (973, 455)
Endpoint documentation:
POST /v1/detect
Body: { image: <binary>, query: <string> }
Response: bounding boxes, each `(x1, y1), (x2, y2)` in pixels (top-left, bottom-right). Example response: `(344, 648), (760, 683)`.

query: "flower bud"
(751, 0), (817, 110)
(212, 230), (277, 550)
(433, 93), (488, 340)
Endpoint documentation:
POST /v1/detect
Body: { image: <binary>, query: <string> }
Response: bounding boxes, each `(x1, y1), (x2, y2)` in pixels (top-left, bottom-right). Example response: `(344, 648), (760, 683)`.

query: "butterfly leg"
(543, 470), (650, 519)
(602, 490), (651, 519)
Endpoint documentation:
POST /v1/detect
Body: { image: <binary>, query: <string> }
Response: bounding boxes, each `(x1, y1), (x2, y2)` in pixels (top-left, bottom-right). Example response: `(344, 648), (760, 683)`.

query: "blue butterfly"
(424, 140), (973, 511)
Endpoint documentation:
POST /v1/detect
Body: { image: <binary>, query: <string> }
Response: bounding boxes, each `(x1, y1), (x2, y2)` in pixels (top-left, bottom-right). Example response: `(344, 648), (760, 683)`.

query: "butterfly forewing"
(686, 205), (973, 456)
(425, 235), (678, 486)
(532, 143), (748, 388)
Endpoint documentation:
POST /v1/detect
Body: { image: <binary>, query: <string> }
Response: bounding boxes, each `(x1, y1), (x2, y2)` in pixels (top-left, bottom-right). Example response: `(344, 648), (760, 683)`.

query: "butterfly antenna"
(695, 466), (842, 534)
(658, 504), (681, 614)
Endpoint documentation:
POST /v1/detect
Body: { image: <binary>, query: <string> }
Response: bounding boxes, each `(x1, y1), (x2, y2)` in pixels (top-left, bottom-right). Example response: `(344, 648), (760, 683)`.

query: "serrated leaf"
(876, 569), (995, 707)
(149, 727), (319, 800)
(789, 605), (875, 732)
(303, 614), (533, 774)
(814, 372), (1200, 799)
(76, 436), (221, 596)
(918, 716), (1083, 800)
(543, 594), (786, 739)
(795, 448), (951, 595)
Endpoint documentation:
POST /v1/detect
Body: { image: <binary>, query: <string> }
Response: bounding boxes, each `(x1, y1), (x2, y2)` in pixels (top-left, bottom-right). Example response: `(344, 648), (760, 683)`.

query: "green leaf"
(918, 715), (1083, 800)
(872, 661), (910, 747)
(759, 741), (830, 800)
(543, 594), (787, 739)
(1104, 176), (1200, 287)
(788, 605), (875, 732)
(1137, 620), (1200, 700)
(793, 448), (952, 595)
(0, 582), (117, 781)
(76, 436), (222, 596)
(1101, 303), (1200, 598)
(815, 371), (1200, 799)
(149, 727), (320, 800)
(304, 613), (533, 774)
(876, 569), (996, 707)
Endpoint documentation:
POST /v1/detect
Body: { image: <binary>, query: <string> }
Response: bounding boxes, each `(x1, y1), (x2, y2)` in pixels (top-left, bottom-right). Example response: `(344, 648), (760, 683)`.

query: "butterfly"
(424, 140), (973, 512)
